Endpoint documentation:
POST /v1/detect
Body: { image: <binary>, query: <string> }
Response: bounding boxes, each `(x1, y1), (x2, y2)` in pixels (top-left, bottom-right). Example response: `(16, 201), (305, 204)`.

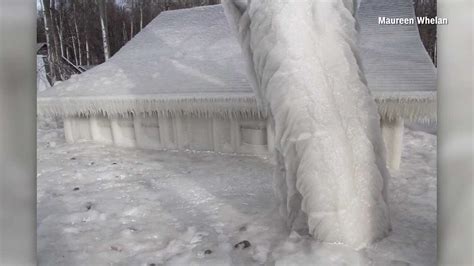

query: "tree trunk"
(56, 24), (64, 58)
(41, 0), (63, 82)
(140, 3), (143, 31)
(98, 0), (110, 60)
(40, 0), (52, 71)
(55, 3), (65, 58)
(130, 0), (134, 38)
(85, 36), (90, 66)
(73, 1), (82, 66)
(72, 35), (79, 66)
(50, 0), (64, 79)
(84, 2), (91, 67)
(122, 21), (128, 44)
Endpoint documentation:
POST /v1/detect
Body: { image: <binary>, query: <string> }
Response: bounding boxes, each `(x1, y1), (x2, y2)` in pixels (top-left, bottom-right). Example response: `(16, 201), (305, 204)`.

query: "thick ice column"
(134, 115), (161, 150)
(90, 115), (113, 145)
(158, 117), (177, 150)
(381, 118), (404, 170)
(110, 116), (137, 148)
(212, 118), (234, 153)
(63, 117), (75, 143)
(266, 118), (275, 153)
(223, 0), (391, 249)
(63, 116), (92, 143)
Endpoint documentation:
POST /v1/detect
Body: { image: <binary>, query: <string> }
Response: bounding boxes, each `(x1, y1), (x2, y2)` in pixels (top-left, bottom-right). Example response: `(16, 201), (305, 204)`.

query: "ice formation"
(223, 0), (391, 249)
(37, 3), (436, 124)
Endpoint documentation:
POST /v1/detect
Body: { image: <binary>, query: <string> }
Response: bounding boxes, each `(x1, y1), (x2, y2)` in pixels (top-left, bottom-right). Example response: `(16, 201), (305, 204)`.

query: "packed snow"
(37, 119), (436, 265)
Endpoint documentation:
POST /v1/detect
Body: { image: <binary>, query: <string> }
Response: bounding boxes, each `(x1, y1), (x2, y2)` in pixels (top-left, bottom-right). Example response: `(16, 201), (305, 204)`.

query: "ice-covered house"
(37, 2), (436, 169)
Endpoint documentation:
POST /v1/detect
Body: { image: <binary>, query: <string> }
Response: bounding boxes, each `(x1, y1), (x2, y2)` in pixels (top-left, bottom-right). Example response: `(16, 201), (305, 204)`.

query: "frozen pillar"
(381, 118), (404, 170)
(110, 116), (137, 148)
(90, 115), (113, 145)
(63, 116), (92, 143)
(134, 115), (161, 150)
(63, 117), (75, 143)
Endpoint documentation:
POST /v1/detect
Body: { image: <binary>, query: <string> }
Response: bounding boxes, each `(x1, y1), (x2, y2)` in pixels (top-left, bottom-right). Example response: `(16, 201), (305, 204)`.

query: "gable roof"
(38, 3), (436, 123)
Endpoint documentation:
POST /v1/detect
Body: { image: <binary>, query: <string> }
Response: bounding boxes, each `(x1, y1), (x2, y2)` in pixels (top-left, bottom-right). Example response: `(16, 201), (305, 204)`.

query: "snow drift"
(223, 0), (391, 249)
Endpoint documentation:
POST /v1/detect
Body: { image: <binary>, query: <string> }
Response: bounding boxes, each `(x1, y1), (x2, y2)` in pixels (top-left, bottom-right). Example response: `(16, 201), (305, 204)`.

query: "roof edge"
(37, 94), (264, 120)
(38, 91), (436, 123)
(374, 91), (437, 124)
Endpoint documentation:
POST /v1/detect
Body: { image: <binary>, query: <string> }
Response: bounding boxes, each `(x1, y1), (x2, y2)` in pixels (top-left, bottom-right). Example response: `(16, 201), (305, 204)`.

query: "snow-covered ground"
(37, 122), (436, 265)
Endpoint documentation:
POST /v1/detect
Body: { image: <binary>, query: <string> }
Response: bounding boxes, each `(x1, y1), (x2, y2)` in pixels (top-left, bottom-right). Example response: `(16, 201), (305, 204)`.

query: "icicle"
(37, 94), (264, 120)
(38, 91), (436, 124)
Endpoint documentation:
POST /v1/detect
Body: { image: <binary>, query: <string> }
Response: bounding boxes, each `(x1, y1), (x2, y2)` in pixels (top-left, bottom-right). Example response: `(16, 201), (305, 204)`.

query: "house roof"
(358, 0), (437, 93)
(38, 3), (436, 123)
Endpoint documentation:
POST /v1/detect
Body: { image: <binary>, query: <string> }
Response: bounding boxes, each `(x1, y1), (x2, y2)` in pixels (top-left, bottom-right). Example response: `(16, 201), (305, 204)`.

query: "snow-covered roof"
(38, 3), (436, 122)
(357, 0), (437, 122)
(358, 0), (437, 93)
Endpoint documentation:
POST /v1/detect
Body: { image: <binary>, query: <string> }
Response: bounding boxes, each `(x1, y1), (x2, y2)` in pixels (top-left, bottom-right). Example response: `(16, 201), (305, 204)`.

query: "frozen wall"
(63, 114), (273, 155)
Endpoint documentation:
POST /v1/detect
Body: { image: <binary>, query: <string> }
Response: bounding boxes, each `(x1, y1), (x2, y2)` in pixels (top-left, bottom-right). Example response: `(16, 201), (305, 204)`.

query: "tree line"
(37, 0), (221, 84)
(413, 0), (437, 66)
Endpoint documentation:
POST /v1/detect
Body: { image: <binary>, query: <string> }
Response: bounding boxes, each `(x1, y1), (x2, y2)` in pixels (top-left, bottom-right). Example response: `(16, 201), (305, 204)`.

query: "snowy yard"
(37, 123), (436, 265)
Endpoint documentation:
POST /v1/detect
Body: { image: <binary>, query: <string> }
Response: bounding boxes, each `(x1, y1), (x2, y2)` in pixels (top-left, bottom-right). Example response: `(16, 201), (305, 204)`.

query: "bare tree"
(37, 0), (224, 77)
(72, 1), (83, 66)
(55, 20), (65, 58)
(82, 0), (91, 66)
(40, 0), (64, 82)
(85, 34), (91, 66)
(130, 0), (135, 38)
(98, 0), (110, 60)
(139, 1), (144, 31)
(122, 21), (128, 44)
